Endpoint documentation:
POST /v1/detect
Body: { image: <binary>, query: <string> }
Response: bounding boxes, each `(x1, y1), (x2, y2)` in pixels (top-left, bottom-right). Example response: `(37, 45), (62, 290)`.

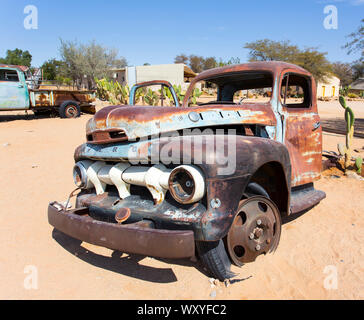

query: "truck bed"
(29, 89), (95, 108)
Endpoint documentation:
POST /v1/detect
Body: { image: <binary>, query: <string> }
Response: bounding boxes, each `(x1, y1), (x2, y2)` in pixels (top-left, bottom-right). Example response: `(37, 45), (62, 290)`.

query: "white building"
(112, 64), (196, 90)
(316, 75), (341, 98)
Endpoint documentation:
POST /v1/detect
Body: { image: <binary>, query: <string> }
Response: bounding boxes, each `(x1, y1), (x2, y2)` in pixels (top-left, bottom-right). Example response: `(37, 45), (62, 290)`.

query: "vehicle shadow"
(51, 228), (208, 283)
(0, 113), (54, 123)
(282, 206), (313, 224)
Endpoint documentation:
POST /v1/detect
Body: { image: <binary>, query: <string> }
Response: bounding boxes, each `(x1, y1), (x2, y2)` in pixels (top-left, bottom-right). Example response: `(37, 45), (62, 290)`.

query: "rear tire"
(59, 101), (81, 118)
(196, 183), (281, 281)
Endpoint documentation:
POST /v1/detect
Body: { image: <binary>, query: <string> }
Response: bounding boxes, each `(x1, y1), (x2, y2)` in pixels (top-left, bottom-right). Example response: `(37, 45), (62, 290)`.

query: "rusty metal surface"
(129, 80), (179, 106)
(290, 184), (326, 214)
(0, 64), (29, 73)
(48, 203), (195, 259)
(227, 196), (281, 266)
(74, 135), (291, 241)
(31, 90), (95, 108)
(68, 62), (326, 245)
(86, 104), (276, 141)
(83, 61), (322, 189)
(276, 68), (322, 187)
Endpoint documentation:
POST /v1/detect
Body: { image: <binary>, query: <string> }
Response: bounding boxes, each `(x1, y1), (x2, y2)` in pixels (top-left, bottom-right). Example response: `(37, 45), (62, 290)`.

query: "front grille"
(86, 129), (128, 144)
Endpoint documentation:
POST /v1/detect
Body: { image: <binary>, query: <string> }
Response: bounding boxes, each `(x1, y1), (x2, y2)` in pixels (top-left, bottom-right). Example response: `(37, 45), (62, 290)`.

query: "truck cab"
(48, 62), (326, 281)
(0, 65), (30, 110)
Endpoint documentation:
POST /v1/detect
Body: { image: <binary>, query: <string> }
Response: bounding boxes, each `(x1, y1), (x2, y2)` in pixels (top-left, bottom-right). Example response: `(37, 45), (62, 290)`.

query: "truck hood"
(86, 104), (277, 143)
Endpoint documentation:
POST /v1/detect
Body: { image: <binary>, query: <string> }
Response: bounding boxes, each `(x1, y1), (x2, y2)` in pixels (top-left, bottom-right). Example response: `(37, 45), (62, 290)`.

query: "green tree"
(351, 60), (364, 80)
(59, 39), (127, 89)
(217, 57), (241, 67)
(0, 48), (32, 67)
(175, 54), (241, 72)
(174, 54), (189, 65)
(41, 59), (64, 80)
(203, 57), (218, 70)
(344, 19), (364, 60)
(244, 39), (332, 81)
(332, 62), (354, 87)
(189, 55), (205, 73)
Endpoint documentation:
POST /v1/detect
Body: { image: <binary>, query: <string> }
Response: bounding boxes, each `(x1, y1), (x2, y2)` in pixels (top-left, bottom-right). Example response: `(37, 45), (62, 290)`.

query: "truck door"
(278, 72), (322, 187)
(0, 68), (29, 110)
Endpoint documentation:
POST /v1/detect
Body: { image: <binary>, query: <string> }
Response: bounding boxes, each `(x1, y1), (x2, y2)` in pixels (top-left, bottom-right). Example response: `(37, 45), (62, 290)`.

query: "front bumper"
(48, 203), (195, 259)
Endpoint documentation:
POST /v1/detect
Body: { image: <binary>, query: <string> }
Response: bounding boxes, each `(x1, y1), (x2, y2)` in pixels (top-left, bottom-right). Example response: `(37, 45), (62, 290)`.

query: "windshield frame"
(183, 69), (277, 108)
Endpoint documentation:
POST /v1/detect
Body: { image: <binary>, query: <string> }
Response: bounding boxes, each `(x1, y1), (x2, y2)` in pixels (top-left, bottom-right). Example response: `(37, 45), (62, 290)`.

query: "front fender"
(159, 135), (291, 240)
(74, 134), (291, 241)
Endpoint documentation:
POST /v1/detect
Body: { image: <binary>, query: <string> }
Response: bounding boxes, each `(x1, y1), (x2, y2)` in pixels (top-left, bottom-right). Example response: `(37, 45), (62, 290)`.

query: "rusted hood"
(86, 104), (276, 142)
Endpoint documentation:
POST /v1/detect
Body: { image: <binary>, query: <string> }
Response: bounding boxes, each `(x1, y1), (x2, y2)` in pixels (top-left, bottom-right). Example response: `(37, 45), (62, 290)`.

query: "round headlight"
(73, 161), (91, 188)
(168, 165), (205, 204)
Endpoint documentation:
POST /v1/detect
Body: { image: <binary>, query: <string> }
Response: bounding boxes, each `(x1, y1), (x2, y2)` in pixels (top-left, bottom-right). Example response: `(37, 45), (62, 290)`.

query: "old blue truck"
(0, 64), (96, 118)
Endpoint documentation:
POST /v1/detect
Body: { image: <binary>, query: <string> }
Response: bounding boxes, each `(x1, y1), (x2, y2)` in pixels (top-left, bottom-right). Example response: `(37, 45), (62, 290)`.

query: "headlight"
(168, 165), (205, 204)
(73, 161), (93, 189)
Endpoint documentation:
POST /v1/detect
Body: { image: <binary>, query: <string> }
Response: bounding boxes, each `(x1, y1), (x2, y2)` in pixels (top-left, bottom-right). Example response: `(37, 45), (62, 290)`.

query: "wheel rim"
(65, 105), (77, 118)
(227, 196), (281, 266)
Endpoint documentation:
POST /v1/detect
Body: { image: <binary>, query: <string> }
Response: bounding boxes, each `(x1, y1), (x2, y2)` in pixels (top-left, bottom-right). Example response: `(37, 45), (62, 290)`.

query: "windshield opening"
(187, 71), (274, 106)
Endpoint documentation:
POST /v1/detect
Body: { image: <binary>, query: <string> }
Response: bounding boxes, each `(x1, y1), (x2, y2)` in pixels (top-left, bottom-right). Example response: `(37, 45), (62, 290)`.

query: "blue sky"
(0, 0), (363, 67)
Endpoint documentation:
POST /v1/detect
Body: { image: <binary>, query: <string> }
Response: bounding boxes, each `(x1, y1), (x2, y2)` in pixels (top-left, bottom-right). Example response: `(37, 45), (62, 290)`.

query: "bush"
(348, 93), (359, 99)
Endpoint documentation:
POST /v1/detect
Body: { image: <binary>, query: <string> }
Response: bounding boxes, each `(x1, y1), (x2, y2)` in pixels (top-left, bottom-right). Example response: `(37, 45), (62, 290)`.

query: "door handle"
(313, 121), (321, 131)
(18, 84), (24, 88)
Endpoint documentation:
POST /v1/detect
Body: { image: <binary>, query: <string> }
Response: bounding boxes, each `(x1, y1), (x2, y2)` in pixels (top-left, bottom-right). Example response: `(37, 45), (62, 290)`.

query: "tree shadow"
(321, 118), (364, 138)
(51, 228), (207, 283)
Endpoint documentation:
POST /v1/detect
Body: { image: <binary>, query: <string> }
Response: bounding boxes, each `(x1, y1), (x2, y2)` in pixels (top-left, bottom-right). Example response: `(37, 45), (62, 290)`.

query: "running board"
(290, 184), (326, 215)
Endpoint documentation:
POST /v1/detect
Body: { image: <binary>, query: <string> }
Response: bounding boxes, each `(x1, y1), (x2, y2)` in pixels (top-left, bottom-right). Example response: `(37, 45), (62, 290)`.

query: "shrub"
(348, 93), (359, 99)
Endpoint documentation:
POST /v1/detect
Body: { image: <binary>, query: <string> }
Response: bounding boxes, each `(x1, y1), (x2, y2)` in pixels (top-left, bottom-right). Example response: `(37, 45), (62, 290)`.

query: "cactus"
(95, 78), (130, 105)
(143, 88), (159, 106)
(338, 96), (355, 172)
(190, 88), (202, 105)
(356, 157), (363, 175)
(172, 85), (186, 105)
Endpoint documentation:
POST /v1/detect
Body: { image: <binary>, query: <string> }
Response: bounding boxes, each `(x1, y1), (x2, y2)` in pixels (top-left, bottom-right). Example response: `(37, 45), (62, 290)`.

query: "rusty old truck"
(0, 64), (95, 118)
(48, 61), (326, 280)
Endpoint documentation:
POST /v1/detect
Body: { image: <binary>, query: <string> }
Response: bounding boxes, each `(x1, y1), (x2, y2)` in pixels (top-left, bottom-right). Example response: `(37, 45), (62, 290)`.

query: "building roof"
(350, 78), (364, 91)
(111, 63), (197, 78)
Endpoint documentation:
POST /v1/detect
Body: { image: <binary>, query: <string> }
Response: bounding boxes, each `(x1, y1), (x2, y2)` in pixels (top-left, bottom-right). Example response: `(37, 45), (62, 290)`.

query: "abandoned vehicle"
(48, 62), (326, 280)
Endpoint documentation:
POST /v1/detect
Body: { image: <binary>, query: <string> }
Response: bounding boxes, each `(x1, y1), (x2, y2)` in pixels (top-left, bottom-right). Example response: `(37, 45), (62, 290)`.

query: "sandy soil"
(0, 100), (363, 300)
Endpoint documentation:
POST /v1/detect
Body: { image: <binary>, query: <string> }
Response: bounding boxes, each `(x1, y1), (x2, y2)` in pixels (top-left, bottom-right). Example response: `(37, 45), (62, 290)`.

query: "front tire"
(196, 183), (282, 281)
(196, 240), (236, 281)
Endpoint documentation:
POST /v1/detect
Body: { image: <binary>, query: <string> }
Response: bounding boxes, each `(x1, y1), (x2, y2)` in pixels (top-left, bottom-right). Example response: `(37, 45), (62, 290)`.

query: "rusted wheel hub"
(65, 105), (77, 118)
(227, 196), (281, 266)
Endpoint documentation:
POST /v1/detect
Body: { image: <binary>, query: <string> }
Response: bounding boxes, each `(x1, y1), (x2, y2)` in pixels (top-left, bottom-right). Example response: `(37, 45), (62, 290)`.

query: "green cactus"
(95, 78), (130, 105)
(173, 85), (186, 105)
(143, 88), (159, 106)
(356, 157), (363, 175)
(338, 96), (355, 172)
(190, 88), (202, 105)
